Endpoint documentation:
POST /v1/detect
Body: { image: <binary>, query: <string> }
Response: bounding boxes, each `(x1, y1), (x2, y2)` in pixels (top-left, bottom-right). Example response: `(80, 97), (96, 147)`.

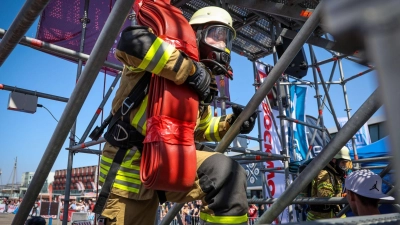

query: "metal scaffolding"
(4, 0), (135, 224)
(1, 0), (398, 224)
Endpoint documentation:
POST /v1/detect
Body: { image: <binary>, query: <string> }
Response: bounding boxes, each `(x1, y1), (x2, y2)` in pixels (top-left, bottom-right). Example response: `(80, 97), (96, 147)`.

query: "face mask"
(198, 25), (235, 73)
(339, 165), (348, 171)
(336, 159), (351, 176)
(203, 26), (233, 51)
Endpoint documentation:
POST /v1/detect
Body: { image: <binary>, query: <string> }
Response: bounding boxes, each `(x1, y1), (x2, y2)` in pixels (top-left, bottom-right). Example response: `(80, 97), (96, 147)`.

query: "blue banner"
(337, 117), (371, 151)
(288, 86), (308, 161)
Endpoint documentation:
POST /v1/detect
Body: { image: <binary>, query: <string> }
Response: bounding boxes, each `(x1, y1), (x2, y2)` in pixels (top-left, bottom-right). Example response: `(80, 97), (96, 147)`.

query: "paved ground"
(0, 213), (73, 225)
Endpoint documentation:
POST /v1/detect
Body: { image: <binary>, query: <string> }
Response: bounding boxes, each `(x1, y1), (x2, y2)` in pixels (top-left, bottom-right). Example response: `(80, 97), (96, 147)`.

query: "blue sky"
(0, 0), (382, 184)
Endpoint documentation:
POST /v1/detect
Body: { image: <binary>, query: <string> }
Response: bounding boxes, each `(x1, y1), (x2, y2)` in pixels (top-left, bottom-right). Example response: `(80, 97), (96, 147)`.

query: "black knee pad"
(198, 153), (248, 216)
(26, 216), (46, 225)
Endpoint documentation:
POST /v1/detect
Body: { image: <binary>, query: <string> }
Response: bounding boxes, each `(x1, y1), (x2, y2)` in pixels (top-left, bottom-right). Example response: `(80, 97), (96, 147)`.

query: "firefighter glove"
(229, 105), (258, 134)
(186, 61), (211, 101)
(201, 74), (218, 104)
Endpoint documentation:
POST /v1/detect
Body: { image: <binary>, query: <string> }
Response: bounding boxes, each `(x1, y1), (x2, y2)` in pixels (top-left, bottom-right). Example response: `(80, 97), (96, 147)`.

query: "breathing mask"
(197, 25), (235, 79)
(335, 159), (353, 176)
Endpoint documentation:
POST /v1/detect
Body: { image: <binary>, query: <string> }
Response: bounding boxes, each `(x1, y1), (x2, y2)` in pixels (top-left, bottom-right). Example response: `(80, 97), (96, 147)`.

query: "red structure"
(54, 165), (98, 191)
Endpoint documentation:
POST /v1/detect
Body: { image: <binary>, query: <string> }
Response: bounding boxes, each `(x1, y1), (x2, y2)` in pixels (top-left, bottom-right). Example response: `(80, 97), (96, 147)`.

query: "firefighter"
(306, 146), (353, 221)
(98, 6), (257, 225)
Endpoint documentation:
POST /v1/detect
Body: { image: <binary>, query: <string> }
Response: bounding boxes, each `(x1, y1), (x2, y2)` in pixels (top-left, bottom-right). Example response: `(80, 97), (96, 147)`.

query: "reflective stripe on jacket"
(100, 26), (234, 198)
(126, 37), (175, 75)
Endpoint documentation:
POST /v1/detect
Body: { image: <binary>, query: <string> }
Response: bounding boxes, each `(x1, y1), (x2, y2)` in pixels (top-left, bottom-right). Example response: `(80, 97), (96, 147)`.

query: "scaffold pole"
(11, 0), (134, 223)
(79, 72), (122, 142)
(0, 28), (123, 72)
(310, 46), (341, 131)
(0, 84), (68, 102)
(257, 87), (382, 224)
(0, 0), (51, 66)
(306, 60), (337, 159)
(214, 0), (323, 155)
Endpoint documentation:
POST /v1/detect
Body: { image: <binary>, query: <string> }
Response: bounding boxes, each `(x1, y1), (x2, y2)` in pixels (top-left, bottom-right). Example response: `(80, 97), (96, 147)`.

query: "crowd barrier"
(157, 214), (260, 225)
(0, 204), (17, 213)
(159, 214), (200, 225)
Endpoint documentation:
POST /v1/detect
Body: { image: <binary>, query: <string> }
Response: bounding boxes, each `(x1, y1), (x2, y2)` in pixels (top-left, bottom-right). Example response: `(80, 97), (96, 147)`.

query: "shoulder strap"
(89, 72), (152, 141)
(109, 72), (152, 129)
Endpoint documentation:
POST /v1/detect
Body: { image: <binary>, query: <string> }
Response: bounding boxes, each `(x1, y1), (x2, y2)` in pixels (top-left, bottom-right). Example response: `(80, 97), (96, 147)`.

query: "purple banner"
(36, 0), (133, 76)
(215, 75), (231, 108)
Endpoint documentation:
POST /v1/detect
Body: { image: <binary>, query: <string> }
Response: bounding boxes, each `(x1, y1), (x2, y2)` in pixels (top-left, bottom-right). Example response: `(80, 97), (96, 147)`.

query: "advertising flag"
(288, 86), (308, 161)
(255, 62), (291, 223)
(215, 75), (231, 108)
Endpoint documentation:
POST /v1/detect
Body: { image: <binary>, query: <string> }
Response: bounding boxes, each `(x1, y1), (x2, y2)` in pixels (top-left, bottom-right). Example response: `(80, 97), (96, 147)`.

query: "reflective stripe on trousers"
(99, 148), (141, 193)
(199, 213), (248, 225)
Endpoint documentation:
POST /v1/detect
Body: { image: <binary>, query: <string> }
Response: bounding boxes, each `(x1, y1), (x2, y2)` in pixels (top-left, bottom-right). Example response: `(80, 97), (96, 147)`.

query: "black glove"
(203, 73), (218, 104)
(211, 64), (233, 80)
(229, 105), (258, 134)
(186, 61), (211, 101)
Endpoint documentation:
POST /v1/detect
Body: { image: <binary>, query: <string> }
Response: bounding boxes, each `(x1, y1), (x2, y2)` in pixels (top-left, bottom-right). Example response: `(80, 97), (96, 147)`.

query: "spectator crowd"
(157, 200), (264, 225)
(1, 197), (22, 213)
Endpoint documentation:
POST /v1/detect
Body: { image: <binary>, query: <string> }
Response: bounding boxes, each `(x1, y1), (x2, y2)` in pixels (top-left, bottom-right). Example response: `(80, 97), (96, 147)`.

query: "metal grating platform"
(172, 0), (323, 60)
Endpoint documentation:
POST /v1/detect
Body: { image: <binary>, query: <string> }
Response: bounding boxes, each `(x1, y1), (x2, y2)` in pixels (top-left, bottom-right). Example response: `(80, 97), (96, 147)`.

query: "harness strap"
(94, 147), (129, 214)
(94, 73), (152, 214)
(108, 72), (152, 129)
(195, 142), (215, 152)
(156, 191), (167, 204)
(89, 72), (151, 141)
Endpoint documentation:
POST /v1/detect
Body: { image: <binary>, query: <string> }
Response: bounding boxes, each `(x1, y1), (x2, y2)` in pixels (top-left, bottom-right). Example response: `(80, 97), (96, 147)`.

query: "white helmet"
(189, 6), (236, 38)
(334, 146), (351, 161)
(189, 6), (236, 70)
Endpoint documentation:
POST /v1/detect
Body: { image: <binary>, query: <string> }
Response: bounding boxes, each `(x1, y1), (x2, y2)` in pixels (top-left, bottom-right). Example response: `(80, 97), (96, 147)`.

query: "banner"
(0, 204), (16, 213)
(288, 86), (308, 161)
(36, 0), (131, 76)
(305, 115), (331, 158)
(215, 75), (231, 108)
(337, 117), (371, 151)
(256, 62), (290, 223)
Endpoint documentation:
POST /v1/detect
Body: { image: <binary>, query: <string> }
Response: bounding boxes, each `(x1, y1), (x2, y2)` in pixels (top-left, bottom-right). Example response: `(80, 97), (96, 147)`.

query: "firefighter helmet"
(334, 146), (351, 161)
(189, 6), (236, 71)
(189, 6), (236, 38)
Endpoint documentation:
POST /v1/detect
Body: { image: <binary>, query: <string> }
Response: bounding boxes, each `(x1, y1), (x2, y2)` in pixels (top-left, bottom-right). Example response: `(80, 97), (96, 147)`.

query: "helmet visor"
(204, 25), (234, 53)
